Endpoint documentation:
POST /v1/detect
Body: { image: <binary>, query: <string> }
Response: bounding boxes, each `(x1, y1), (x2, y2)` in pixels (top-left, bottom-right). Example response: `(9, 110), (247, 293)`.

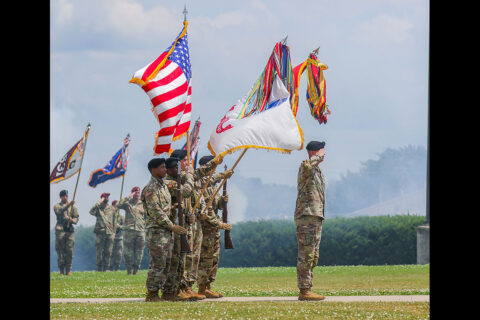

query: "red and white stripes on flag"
(130, 21), (192, 155)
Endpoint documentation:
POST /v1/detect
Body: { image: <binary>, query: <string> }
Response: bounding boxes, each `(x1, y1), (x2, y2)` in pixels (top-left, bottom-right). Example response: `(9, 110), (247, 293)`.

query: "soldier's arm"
(70, 207), (79, 225)
(194, 161), (217, 180)
(180, 171), (194, 198)
(144, 190), (175, 230)
(116, 197), (129, 209)
(302, 154), (324, 171)
(89, 204), (99, 216)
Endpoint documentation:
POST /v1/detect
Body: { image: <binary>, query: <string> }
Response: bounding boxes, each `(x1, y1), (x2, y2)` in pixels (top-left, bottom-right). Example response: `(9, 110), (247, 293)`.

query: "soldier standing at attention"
(194, 156), (233, 298)
(142, 158), (188, 302)
(109, 200), (125, 271)
(161, 155), (196, 301)
(295, 141), (327, 301)
(89, 192), (117, 272)
(117, 186), (146, 275)
(53, 189), (79, 276)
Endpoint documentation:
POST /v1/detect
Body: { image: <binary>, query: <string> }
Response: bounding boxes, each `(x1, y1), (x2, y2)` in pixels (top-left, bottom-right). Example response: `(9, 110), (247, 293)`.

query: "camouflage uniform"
(53, 202), (79, 274)
(89, 202), (118, 271)
(183, 188), (207, 289)
(294, 153), (325, 289)
(195, 162), (225, 288)
(109, 213), (124, 271)
(141, 175), (175, 293)
(117, 197), (146, 274)
(162, 169), (194, 295)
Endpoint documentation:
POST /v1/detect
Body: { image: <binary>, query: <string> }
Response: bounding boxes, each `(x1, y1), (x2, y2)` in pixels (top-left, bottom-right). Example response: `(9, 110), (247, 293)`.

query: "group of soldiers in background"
(53, 148), (235, 302)
(53, 140), (328, 302)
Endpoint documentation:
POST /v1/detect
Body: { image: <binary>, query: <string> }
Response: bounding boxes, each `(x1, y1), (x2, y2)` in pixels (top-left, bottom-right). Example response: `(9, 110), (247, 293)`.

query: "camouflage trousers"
(95, 233), (115, 270)
(295, 215), (323, 289)
(184, 219), (203, 288)
(123, 230), (145, 272)
(145, 227), (174, 292)
(109, 237), (124, 270)
(162, 233), (187, 293)
(55, 230), (75, 271)
(197, 225), (220, 287)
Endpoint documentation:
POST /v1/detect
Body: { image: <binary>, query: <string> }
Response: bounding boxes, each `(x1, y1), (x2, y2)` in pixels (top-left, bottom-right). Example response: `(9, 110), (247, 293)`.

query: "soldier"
(89, 192), (118, 272)
(294, 140), (327, 301)
(195, 155), (233, 298)
(109, 200), (125, 271)
(161, 154), (197, 301)
(53, 189), (79, 276)
(117, 186), (146, 275)
(142, 157), (187, 302)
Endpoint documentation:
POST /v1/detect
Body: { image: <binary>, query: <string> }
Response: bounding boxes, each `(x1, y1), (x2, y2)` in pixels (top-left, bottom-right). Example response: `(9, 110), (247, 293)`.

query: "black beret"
(165, 157), (179, 169)
(59, 190), (68, 197)
(170, 149), (187, 160)
(199, 155), (215, 166)
(148, 158), (165, 171)
(306, 141), (325, 151)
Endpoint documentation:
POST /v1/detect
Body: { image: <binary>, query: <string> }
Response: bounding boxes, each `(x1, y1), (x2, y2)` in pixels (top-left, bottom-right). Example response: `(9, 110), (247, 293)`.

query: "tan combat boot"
(65, 268), (72, 276)
(184, 287), (206, 300)
(207, 284), (223, 298)
(298, 288), (325, 301)
(176, 289), (197, 301)
(198, 284), (220, 298)
(145, 290), (161, 302)
(160, 291), (179, 301)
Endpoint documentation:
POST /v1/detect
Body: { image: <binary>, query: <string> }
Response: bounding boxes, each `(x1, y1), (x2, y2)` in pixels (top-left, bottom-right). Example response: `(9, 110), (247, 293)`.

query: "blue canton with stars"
(165, 31), (192, 84)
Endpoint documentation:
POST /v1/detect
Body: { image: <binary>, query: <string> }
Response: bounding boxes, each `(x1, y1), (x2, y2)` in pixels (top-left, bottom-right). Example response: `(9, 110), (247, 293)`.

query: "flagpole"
(199, 148), (247, 216)
(67, 123), (91, 227)
(120, 174), (125, 200)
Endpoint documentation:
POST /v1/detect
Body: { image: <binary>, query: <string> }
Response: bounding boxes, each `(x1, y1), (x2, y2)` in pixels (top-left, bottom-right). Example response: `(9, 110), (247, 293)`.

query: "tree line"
(50, 214), (425, 271)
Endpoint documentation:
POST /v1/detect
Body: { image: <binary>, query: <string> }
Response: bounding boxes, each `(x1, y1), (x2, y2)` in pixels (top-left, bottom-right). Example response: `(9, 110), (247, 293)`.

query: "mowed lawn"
(50, 265), (429, 298)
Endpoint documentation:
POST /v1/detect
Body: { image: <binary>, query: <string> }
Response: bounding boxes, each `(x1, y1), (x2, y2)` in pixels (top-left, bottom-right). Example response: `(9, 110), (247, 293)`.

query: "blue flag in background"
(88, 135), (130, 188)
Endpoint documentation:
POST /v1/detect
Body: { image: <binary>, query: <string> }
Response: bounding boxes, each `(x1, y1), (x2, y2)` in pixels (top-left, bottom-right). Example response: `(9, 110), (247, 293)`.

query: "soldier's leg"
(295, 216), (321, 290)
(184, 223), (195, 287)
(311, 222), (323, 274)
(110, 239), (122, 270)
(145, 228), (174, 301)
(103, 235), (115, 271)
(162, 234), (181, 294)
(123, 231), (133, 274)
(205, 230), (222, 297)
(64, 231), (75, 275)
(133, 233), (145, 274)
(95, 233), (104, 271)
(190, 220), (203, 288)
(198, 229), (221, 298)
(55, 230), (66, 274)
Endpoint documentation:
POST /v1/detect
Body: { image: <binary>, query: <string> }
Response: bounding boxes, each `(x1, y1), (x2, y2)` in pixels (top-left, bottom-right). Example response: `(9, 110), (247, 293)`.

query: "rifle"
(177, 163), (191, 253)
(222, 164), (234, 249)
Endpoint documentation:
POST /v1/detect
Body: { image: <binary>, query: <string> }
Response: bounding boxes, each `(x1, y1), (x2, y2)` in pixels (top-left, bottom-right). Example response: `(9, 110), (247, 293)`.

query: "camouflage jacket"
(89, 202), (117, 235)
(194, 161), (223, 212)
(141, 175), (174, 231)
(164, 169), (194, 223)
(294, 154), (326, 219)
(117, 197), (146, 233)
(113, 213), (125, 239)
(53, 202), (79, 232)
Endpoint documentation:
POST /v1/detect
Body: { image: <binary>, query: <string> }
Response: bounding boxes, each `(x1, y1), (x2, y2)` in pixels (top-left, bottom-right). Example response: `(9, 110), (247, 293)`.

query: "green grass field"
(50, 265), (429, 319)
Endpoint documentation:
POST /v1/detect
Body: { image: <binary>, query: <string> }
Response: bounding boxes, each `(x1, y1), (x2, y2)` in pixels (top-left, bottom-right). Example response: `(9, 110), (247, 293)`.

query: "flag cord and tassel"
(67, 123), (91, 227)
(199, 149), (247, 216)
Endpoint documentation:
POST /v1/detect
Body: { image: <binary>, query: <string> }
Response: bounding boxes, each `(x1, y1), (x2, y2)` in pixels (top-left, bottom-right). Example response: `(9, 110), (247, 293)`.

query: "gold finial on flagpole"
(312, 47), (320, 56)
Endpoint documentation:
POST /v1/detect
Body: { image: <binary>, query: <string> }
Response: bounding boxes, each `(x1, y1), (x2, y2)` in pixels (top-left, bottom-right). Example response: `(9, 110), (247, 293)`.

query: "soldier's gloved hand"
(69, 200), (75, 206)
(212, 156), (223, 166)
(171, 224), (187, 235)
(207, 206), (215, 215)
(185, 165), (194, 174)
(224, 169), (234, 179)
(188, 214), (195, 224)
(198, 213), (208, 220)
(218, 222), (232, 231)
(222, 194), (229, 203)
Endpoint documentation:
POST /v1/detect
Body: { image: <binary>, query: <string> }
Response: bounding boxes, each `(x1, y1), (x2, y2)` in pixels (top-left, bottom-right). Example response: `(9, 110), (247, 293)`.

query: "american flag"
(130, 21), (192, 155)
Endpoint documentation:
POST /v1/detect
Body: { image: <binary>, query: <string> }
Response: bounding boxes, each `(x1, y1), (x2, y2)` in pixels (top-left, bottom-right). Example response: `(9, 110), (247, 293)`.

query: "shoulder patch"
(167, 181), (176, 188)
(145, 190), (153, 198)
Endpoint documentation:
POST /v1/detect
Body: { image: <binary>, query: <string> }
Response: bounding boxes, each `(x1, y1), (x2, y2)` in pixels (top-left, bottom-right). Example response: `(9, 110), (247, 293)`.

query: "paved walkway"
(51, 295), (429, 304)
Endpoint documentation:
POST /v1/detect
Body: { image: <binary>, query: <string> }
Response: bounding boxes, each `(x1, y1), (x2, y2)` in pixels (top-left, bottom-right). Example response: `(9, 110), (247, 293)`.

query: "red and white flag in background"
(130, 21), (192, 155)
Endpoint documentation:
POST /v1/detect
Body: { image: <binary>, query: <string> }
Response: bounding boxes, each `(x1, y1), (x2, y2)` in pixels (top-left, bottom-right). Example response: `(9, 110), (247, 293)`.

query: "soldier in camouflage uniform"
(89, 192), (118, 272)
(141, 157), (188, 302)
(294, 141), (327, 301)
(161, 154), (197, 301)
(194, 156), (233, 298)
(53, 189), (79, 276)
(117, 186), (146, 275)
(109, 200), (124, 271)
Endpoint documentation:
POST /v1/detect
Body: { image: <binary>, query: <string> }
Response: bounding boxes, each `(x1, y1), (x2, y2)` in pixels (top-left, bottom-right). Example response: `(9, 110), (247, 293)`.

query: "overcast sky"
(50, 0), (429, 228)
